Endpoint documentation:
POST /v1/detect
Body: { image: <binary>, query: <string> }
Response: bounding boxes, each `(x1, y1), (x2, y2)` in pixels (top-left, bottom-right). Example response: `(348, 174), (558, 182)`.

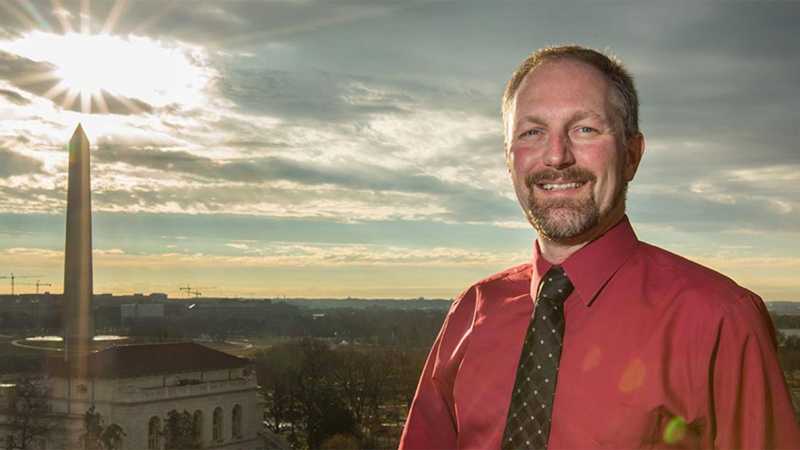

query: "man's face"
(506, 59), (642, 243)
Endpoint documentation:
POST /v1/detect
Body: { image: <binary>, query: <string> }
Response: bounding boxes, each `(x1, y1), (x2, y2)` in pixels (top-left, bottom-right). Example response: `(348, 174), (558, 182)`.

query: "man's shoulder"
(634, 240), (759, 309)
(475, 262), (532, 287)
(470, 262), (531, 294)
(452, 263), (531, 304)
(440, 263), (531, 328)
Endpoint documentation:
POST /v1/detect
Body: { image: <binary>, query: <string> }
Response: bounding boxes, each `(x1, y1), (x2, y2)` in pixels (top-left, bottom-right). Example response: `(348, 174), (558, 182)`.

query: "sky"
(0, 0), (797, 300)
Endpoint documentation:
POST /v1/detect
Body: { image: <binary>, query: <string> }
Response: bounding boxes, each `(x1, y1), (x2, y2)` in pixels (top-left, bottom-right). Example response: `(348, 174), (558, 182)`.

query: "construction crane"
(33, 280), (52, 294)
(179, 285), (214, 298)
(0, 273), (38, 295)
(16, 280), (53, 295)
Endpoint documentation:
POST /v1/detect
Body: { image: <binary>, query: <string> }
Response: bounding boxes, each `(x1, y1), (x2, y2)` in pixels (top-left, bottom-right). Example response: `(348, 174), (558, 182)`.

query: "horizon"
(0, 1), (798, 300)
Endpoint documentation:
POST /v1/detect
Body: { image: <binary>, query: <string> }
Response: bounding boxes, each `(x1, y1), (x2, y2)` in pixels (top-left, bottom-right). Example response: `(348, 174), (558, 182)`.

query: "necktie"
(502, 265), (574, 450)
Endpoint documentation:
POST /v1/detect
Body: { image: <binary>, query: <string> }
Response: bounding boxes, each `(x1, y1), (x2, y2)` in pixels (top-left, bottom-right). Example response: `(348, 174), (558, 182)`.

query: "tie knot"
(538, 265), (573, 305)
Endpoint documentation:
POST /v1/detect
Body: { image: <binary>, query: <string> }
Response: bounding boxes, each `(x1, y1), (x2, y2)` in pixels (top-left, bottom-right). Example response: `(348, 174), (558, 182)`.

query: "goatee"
(523, 166), (614, 241)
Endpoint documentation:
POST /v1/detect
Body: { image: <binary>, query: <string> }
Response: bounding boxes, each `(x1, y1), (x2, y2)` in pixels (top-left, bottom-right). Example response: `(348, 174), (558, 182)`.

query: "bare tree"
(3, 377), (51, 450)
(257, 344), (300, 436)
(162, 410), (199, 450)
(81, 406), (125, 450)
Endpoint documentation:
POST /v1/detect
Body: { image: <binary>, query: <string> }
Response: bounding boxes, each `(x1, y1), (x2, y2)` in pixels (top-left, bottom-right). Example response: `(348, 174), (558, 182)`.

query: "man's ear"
(623, 132), (645, 181)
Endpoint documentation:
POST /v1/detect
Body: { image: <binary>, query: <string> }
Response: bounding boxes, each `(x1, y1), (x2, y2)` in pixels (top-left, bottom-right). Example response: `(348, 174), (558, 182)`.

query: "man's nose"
(543, 132), (575, 169)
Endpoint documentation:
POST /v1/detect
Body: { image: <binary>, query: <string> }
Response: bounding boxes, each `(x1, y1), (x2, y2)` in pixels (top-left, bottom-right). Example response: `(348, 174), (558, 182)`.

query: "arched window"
(212, 407), (223, 442)
(192, 410), (203, 445)
(148, 416), (161, 450)
(232, 404), (242, 439)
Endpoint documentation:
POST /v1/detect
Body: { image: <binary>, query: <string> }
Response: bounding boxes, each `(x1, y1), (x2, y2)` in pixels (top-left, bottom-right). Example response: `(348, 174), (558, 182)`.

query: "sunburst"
(0, 1), (212, 115)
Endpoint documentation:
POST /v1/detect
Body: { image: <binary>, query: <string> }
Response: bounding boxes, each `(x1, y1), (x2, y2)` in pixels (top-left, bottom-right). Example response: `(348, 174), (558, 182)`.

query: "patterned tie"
(502, 265), (574, 450)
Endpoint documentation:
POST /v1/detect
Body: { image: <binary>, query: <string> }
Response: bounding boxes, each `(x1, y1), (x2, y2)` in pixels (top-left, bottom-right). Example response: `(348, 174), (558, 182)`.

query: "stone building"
(44, 342), (263, 450)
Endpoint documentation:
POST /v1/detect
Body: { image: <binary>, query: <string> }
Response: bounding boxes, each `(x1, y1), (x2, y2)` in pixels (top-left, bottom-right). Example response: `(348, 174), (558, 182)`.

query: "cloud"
(86, 139), (519, 223)
(0, 0), (416, 48)
(629, 173), (800, 235)
(0, 242), (525, 269)
(0, 88), (29, 105)
(218, 68), (411, 123)
(0, 147), (44, 178)
(95, 144), (459, 195)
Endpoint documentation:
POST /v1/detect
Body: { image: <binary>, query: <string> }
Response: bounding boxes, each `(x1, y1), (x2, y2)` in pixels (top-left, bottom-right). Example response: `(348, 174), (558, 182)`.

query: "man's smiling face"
(506, 58), (641, 244)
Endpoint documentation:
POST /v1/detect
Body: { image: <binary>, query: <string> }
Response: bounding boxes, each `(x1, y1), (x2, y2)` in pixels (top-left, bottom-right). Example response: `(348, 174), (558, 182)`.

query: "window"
(212, 407), (223, 442)
(192, 410), (203, 445)
(148, 416), (161, 450)
(232, 404), (242, 439)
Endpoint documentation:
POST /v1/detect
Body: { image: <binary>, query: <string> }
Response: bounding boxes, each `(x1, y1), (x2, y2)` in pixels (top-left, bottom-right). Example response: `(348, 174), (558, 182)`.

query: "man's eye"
(577, 126), (597, 134)
(519, 129), (542, 138)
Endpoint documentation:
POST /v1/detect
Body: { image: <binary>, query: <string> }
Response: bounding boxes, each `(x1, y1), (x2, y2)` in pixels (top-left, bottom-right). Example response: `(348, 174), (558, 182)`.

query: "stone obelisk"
(63, 124), (93, 366)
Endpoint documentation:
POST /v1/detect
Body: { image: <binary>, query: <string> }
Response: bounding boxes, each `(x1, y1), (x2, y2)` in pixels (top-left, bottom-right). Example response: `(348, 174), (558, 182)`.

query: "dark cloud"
(0, 50), (153, 115)
(95, 143), (461, 195)
(0, 0), (413, 47)
(217, 67), (409, 122)
(629, 187), (800, 235)
(0, 88), (29, 105)
(89, 142), (519, 223)
(214, 59), (496, 127)
(0, 147), (44, 178)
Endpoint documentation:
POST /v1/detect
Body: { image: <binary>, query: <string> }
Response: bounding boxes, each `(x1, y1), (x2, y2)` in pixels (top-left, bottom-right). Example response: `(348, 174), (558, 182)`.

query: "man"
(399, 45), (800, 450)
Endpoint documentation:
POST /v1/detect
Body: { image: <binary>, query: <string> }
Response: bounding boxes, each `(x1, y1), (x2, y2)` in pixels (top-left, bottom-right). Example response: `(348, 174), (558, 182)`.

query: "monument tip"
(71, 123), (87, 141)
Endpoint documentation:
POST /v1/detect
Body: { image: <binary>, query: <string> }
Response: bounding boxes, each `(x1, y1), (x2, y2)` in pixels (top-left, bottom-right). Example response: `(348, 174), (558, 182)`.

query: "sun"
(0, 31), (212, 114)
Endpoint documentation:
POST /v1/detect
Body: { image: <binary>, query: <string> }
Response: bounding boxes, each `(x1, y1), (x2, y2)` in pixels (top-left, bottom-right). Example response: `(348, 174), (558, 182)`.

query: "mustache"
(525, 167), (596, 190)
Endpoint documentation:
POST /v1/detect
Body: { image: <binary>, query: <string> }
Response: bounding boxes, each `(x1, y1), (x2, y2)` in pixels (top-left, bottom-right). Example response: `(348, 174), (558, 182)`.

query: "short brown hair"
(502, 45), (639, 143)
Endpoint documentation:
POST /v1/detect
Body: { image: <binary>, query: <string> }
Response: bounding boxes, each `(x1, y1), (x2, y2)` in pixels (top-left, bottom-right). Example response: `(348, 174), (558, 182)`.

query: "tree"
(256, 339), (357, 450)
(162, 410), (199, 450)
(257, 344), (299, 435)
(255, 338), (431, 450)
(4, 377), (51, 450)
(82, 406), (125, 450)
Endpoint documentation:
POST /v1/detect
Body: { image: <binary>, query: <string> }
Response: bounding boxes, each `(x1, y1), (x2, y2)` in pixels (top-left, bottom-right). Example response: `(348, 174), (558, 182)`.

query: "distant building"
(120, 303), (165, 321)
(45, 342), (264, 450)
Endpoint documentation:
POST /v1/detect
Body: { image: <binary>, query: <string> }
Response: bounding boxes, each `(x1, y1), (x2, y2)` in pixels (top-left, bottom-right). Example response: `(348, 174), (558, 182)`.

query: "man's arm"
(398, 332), (458, 450)
(709, 293), (800, 449)
(398, 287), (477, 450)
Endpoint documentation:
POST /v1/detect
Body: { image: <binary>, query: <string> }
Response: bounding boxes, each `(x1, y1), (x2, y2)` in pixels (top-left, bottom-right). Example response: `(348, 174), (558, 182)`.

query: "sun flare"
(0, 31), (213, 113)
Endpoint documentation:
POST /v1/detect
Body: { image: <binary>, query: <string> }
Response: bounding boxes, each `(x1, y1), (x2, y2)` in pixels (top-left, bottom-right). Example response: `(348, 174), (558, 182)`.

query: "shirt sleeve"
(709, 293), (800, 450)
(398, 287), (477, 450)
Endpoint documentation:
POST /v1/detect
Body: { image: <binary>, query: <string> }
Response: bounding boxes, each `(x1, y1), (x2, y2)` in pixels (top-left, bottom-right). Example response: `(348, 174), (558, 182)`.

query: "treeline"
(772, 314), (800, 373)
(255, 339), (427, 450)
(121, 305), (447, 348)
(773, 314), (800, 330)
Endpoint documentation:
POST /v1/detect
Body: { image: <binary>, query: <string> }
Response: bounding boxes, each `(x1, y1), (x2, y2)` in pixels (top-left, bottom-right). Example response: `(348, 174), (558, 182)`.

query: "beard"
(524, 166), (626, 241)
(529, 195), (600, 241)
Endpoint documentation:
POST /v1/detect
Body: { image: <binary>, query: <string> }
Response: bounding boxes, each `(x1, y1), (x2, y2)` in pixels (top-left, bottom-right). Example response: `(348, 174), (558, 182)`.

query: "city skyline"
(0, 1), (798, 300)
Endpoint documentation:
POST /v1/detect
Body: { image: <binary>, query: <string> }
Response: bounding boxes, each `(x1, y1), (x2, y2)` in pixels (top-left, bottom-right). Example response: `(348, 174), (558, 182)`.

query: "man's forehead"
(510, 59), (614, 121)
(517, 58), (611, 97)
(517, 109), (607, 125)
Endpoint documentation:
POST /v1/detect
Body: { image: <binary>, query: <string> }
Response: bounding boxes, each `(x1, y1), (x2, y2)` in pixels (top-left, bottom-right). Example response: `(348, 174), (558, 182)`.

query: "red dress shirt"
(399, 217), (800, 450)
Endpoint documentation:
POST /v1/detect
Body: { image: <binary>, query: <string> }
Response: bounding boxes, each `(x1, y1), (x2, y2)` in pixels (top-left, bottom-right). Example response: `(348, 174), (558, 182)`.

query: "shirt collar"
(531, 216), (640, 306)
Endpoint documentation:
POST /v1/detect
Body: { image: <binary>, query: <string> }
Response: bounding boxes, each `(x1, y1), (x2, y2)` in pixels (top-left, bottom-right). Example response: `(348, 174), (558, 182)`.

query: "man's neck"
(538, 213), (627, 264)
(539, 239), (589, 265)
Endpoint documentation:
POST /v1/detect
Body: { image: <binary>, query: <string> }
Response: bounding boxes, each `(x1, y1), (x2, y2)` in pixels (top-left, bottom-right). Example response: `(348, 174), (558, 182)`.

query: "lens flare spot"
(581, 345), (602, 371)
(618, 358), (646, 393)
(663, 416), (687, 444)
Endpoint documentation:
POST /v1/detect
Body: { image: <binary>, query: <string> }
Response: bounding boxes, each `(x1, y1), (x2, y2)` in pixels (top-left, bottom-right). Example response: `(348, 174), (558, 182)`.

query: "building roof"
(46, 342), (249, 379)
